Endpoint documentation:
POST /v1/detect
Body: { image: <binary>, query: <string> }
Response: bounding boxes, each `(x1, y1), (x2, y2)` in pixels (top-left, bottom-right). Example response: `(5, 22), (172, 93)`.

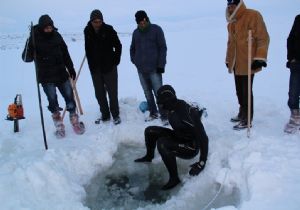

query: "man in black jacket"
(84, 9), (122, 125)
(22, 14), (84, 137)
(284, 14), (300, 133)
(135, 85), (209, 190)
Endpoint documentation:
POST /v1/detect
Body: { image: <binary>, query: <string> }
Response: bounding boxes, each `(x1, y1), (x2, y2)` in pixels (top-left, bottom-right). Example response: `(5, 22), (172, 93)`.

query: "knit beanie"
(135, 10), (149, 24)
(38, 14), (54, 29)
(90, 9), (103, 21)
(227, 0), (240, 5)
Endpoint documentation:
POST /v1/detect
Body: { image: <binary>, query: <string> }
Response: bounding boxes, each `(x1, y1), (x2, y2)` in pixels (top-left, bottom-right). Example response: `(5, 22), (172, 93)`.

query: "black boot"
(134, 155), (153, 163)
(161, 176), (180, 190)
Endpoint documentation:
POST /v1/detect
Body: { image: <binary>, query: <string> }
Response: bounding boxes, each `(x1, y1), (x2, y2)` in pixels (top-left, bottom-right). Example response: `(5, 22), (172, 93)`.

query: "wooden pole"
(62, 55), (86, 120)
(247, 30), (252, 138)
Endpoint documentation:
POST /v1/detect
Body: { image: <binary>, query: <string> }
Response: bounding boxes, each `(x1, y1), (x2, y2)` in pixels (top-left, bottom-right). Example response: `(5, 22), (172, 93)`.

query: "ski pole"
(31, 22), (48, 150)
(247, 30), (252, 138)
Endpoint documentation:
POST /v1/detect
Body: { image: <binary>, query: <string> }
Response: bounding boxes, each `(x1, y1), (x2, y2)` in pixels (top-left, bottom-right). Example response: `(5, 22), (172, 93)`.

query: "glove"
(189, 161), (206, 176)
(69, 68), (76, 80)
(251, 60), (267, 70)
(157, 67), (165, 73)
(226, 63), (229, 68)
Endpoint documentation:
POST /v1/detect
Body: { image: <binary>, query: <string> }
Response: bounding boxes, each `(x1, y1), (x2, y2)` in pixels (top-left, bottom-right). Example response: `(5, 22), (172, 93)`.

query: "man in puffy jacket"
(22, 14), (84, 137)
(130, 10), (168, 123)
(225, 0), (270, 130)
(284, 15), (300, 133)
(84, 9), (122, 125)
(135, 85), (209, 190)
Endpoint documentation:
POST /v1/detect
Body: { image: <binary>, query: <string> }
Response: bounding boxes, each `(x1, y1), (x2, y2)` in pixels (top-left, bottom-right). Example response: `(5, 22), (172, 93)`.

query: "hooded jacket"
(84, 22), (122, 74)
(22, 22), (74, 84)
(225, 0), (270, 75)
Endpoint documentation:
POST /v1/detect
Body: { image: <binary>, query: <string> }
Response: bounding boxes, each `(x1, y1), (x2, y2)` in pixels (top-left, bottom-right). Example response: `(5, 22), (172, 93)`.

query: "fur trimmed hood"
(226, 0), (245, 23)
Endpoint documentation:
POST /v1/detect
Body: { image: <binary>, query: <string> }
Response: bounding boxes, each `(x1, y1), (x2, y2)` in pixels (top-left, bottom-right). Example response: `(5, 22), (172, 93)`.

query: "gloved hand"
(157, 67), (165, 73)
(69, 68), (76, 80)
(189, 161), (206, 176)
(251, 60), (267, 70)
(226, 63), (229, 68)
(286, 61), (290, 68)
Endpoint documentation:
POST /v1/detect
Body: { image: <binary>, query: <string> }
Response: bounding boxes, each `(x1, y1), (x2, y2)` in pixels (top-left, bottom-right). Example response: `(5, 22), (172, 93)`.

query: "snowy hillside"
(1, 0), (300, 210)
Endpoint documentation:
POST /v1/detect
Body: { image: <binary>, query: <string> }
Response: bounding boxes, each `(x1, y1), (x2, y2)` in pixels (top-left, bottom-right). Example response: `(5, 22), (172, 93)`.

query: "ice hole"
(84, 143), (241, 210)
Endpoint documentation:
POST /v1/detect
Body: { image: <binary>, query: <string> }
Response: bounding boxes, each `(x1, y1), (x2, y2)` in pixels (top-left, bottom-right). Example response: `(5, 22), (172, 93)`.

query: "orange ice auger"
(6, 94), (25, 132)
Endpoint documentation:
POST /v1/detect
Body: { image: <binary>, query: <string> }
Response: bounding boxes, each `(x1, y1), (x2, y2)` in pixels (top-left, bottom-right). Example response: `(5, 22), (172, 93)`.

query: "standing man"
(284, 15), (300, 134)
(22, 14), (84, 138)
(84, 9), (122, 125)
(130, 10), (168, 123)
(225, 0), (270, 130)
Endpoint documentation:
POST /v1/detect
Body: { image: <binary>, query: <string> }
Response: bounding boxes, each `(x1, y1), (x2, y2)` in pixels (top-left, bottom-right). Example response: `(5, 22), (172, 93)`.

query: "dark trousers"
(144, 126), (198, 179)
(234, 74), (255, 121)
(91, 67), (119, 119)
(288, 61), (300, 110)
(42, 79), (76, 113)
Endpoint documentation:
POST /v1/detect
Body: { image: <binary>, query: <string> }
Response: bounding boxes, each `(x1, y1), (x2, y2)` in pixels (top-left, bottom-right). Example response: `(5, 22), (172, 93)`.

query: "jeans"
(42, 80), (76, 113)
(288, 61), (300, 110)
(138, 72), (166, 117)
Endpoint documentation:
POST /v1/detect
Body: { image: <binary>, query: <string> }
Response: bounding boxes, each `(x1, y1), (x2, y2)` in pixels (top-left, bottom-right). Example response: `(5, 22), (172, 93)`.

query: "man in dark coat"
(22, 14), (84, 137)
(84, 9), (122, 125)
(130, 10), (168, 123)
(135, 85), (209, 190)
(284, 14), (300, 133)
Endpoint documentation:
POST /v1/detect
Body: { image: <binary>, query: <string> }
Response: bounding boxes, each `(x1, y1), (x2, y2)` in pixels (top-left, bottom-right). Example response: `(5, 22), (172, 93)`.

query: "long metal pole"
(31, 22), (48, 150)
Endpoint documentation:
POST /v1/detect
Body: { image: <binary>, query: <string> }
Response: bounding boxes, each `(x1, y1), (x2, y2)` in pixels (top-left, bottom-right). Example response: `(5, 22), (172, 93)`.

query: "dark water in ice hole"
(84, 143), (241, 210)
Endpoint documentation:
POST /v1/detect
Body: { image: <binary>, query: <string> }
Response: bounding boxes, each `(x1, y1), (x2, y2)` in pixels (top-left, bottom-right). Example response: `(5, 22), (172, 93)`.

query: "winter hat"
(135, 10), (149, 24)
(227, 0), (240, 5)
(157, 85), (177, 105)
(38, 14), (54, 29)
(90, 9), (103, 21)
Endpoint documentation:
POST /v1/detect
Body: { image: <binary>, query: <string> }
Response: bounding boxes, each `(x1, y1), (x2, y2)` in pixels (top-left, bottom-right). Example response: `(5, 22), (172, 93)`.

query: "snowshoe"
(52, 111), (65, 138)
(70, 113), (85, 135)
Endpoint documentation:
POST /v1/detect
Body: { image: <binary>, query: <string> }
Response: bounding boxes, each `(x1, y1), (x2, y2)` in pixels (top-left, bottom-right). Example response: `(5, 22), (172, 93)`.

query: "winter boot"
(70, 113), (85, 135)
(145, 112), (159, 122)
(52, 111), (65, 138)
(231, 107), (243, 122)
(284, 109), (300, 134)
(113, 116), (121, 125)
(95, 115), (110, 124)
(233, 120), (252, 130)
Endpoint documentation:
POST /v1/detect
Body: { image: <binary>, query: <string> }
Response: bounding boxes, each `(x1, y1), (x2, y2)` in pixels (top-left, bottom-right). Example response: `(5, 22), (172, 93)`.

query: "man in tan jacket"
(225, 0), (270, 130)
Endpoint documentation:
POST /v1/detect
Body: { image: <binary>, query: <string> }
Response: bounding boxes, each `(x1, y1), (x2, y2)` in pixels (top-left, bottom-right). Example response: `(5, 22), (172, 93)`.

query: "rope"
(202, 168), (229, 210)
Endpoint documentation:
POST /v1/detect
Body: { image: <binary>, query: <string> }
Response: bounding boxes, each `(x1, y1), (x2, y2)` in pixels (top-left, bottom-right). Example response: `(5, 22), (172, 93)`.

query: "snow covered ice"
(1, 0), (300, 210)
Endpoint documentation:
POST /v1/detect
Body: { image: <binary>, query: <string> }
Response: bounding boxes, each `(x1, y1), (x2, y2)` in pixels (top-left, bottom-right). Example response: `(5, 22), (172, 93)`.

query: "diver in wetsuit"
(135, 85), (209, 190)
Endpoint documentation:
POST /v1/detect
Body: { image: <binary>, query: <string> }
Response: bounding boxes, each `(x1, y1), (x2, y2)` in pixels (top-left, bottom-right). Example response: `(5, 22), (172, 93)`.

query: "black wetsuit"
(143, 99), (209, 181)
